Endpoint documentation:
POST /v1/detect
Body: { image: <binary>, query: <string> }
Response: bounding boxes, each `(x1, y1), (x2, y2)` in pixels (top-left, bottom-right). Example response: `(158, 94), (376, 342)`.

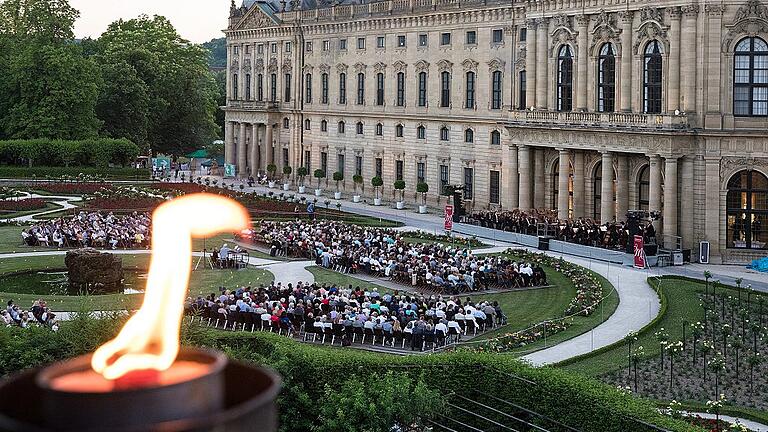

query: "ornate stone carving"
(255, 58), (264, 71)
(680, 4), (700, 18)
(638, 6), (664, 25)
(552, 14), (571, 30)
(268, 57), (278, 72)
(526, 18), (537, 29)
(719, 156), (768, 180)
(336, 63), (348, 73)
(302, 64), (313, 73)
(236, 7), (279, 30)
(392, 60), (407, 72)
(722, 0), (768, 52)
(576, 14), (590, 28)
(243, 60), (252, 72)
(282, 58), (292, 72)
(353, 62), (367, 73)
(373, 61), (387, 72)
(618, 10), (634, 24)
(231, 57), (240, 69)
(550, 27), (577, 56)
(704, 4), (726, 16)
(590, 9), (621, 56)
(734, 0), (768, 23)
(436, 59), (453, 72)
(487, 58), (505, 71)
(318, 63), (330, 73)
(414, 60), (430, 73)
(462, 58), (479, 71)
(633, 21), (667, 55)
(514, 53), (526, 71)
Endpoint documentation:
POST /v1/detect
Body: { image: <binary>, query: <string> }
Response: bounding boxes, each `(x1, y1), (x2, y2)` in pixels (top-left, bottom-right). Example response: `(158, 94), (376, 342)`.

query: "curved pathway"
(3, 193), (82, 223)
(682, 412), (767, 432)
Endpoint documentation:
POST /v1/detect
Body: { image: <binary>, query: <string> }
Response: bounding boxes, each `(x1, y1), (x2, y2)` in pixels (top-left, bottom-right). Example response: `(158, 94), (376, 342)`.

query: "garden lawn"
(0, 254), (273, 311)
(308, 266), (389, 292)
(0, 201), (62, 220)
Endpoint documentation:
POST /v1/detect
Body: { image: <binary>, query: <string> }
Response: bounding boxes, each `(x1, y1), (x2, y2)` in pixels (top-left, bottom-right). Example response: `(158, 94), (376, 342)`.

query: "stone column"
(704, 156), (721, 262)
(518, 145), (532, 210)
(616, 154), (629, 222)
(663, 156), (679, 245)
(250, 123), (260, 175)
(557, 149), (570, 219)
(535, 18), (549, 110)
(225, 121), (236, 166)
(648, 154), (663, 234)
(619, 11), (634, 112)
(576, 15), (589, 111)
(533, 147), (545, 209)
(525, 19), (538, 109)
(681, 5), (699, 113)
(507, 144), (519, 209)
(265, 123), (274, 167)
(680, 156), (694, 250)
(572, 151), (585, 218)
(600, 151), (615, 223)
(238, 122), (248, 177)
(667, 8), (682, 113)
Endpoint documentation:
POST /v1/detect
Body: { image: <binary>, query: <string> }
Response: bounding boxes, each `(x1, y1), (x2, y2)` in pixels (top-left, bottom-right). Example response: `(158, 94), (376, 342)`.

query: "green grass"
(0, 253), (273, 311)
(0, 201), (62, 220)
(307, 266), (389, 292)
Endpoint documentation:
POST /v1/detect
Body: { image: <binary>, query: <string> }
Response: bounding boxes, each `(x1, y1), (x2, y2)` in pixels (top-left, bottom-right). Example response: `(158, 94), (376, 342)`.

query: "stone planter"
(282, 184), (290, 191)
(396, 201), (404, 210)
(298, 186), (306, 194)
(373, 198), (382, 206)
(334, 192), (342, 200)
(315, 189), (322, 197)
(352, 195), (361, 203)
(419, 205), (427, 214)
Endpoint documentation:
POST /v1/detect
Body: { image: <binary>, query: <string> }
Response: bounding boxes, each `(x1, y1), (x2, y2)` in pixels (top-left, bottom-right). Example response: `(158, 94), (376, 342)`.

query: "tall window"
(376, 123), (383, 136)
(257, 73), (263, 101)
(338, 121), (345, 133)
(465, 71), (476, 109)
(320, 120), (328, 132)
(490, 130), (501, 145)
(375, 158), (383, 178)
(376, 73), (385, 105)
(417, 162), (425, 184)
(464, 128), (474, 143)
(439, 165), (449, 192)
(440, 71), (451, 107)
(418, 72), (427, 107)
(232, 74), (239, 99)
(395, 160), (404, 181)
(305, 73), (312, 103)
(283, 117), (289, 129)
(598, 43), (616, 112)
(593, 163), (602, 220)
(637, 166), (650, 211)
(320, 152), (328, 175)
(245, 74), (251, 100)
(355, 156), (363, 176)
(396, 72), (405, 107)
(643, 40), (663, 114)
(395, 124), (404, 137)
(270, 73), (277, 101)
(518, 71), (526, 109)
(727, 170), (768, 249)
(557, 45), (573, 111)
(321, 73), (329, 104)
(284, 73), (291, 102)
(463, 168), (474, 200)
(356, 121), (364, 135)
(491, 70), (503, 109)
(357, 73), (365, 105)
(489, 170), (500, 204)
(337, 154), (345, 174)
(304, 150), (311, 170)
(417, 125), (426, 139)
(339, 73), (347, 104)
(440, 126), (449, 141)
(304, 119), (311, 130)
(283, 148), (289, 168)
(734, 37), (768, 116)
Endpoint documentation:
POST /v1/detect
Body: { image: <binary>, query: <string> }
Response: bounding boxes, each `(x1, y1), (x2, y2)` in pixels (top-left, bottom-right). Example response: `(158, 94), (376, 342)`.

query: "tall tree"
(94, 15), (218, 156)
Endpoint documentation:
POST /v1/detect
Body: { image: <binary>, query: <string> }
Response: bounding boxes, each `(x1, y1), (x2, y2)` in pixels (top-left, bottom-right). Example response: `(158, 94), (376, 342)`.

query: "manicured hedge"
(196, 330), (703, 432)
(0, 166), (149, 180)
(0, 138), (140, 168)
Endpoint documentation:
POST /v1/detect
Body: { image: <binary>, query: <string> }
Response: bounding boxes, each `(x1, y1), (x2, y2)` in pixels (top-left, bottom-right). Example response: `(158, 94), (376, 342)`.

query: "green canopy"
(187, 149), (208, 158)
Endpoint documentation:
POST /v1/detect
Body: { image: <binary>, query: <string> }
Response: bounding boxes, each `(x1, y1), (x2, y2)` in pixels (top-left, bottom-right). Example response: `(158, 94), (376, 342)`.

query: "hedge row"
(196, 330), (703, 432)
(0, 138), (140, 168)
(0, 166), (149, 179)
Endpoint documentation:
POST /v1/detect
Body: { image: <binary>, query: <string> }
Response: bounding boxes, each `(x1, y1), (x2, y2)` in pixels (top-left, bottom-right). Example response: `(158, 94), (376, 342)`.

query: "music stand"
(193, 237), (214, 271)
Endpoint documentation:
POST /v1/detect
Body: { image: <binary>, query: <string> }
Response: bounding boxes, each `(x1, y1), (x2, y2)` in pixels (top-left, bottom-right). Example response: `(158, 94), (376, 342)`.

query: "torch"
(0, 194), (281, 432)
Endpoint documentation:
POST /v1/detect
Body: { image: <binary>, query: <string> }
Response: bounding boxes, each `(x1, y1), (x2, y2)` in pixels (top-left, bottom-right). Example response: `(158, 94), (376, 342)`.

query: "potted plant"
(282, 166), (292, 191)
(394, 180), (406, 210)
(313, 169), (326, 196)
(417, 182), (429, 214)
(371, 176), (383, 206)
(333, 171), (344, 200)
(352, 174), (364, 203)
(297, 166), (308, 194)
(267, 164), (277, 188)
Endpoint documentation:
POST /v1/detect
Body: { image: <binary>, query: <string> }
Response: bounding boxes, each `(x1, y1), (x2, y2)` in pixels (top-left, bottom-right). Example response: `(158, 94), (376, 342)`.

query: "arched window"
(490, 130), (501, 145)
(598, 43), (616, 112)
(643, 40), (663, 114)
(321, 73), (329, 104)
(637, 165), (650, 211)
(734, 37), (768, 117)
(232, 73), (239, 100)
(440, 126), (449, 141)
(491, 70), (503, 109)
(356, 121), (364, 135)
(270, 73), (277, 102)
(245, 73), (251, 100)
(339, 72), (347, 104)
(395, 123), (404, 137)
(396, 72), (405, 107)
(417, 125), (426, 139)
(321, 120), (328, 132)
(557, 45), (573, 112)
(257, 73), (263, 101)
(376, 123), (383, 136)
(465, 71), (476, 109)
(464, 128), (474, 143)
(356, 72), (365, 105)
(304, 119), (311, 130)
(305, 73), (312, 103)
(376, 72), (385, 105)
(283, 117), (289, 129)
(338, 121), (345, 133)
(440, 71), (451, 107)
(418, 72), (427, 107)
(727, 170), (768, 249)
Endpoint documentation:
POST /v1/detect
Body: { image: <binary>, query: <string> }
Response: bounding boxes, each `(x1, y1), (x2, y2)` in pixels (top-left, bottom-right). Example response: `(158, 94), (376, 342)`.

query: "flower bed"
(32, 182), (113, 195)
(0, 198), (47, 211)
(403, 231), (484, 248)
(471, 250), (606, 353)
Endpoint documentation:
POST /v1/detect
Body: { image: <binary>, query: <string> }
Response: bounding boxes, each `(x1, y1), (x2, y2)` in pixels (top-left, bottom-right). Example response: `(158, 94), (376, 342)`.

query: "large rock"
(65, 248), (124, 293)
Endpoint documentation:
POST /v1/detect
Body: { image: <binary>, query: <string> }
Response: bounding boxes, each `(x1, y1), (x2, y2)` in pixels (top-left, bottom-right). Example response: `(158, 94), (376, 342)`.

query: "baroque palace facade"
(223, 0), (768, 264)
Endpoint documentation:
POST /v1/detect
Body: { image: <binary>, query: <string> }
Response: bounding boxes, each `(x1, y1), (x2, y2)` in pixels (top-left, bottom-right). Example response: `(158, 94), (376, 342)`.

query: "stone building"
(223, 0), (768, 264)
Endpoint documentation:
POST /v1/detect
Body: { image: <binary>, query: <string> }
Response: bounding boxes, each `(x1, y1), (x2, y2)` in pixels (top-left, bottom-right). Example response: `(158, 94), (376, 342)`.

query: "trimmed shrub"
(0, 138), (140, 168)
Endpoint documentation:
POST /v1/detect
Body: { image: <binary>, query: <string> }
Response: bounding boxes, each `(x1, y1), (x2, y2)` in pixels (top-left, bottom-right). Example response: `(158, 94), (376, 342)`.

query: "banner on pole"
(444, 205), (454, 231)
(224, 163), (236, 178)
(633, 235), (647, 269)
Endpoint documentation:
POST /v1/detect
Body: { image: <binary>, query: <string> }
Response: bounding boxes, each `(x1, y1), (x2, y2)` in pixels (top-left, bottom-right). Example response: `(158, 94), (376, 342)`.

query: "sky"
(69, 0), (231, 43)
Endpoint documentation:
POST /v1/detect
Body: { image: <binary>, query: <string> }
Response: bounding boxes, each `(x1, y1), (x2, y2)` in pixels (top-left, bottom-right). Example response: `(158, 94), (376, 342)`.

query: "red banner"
(444, 205), (454, 231)
(633, 235), (646, 269)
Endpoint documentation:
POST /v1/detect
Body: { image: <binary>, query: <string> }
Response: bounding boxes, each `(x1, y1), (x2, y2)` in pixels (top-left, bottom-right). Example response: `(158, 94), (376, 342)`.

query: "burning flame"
(91, 193), (250, 380)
